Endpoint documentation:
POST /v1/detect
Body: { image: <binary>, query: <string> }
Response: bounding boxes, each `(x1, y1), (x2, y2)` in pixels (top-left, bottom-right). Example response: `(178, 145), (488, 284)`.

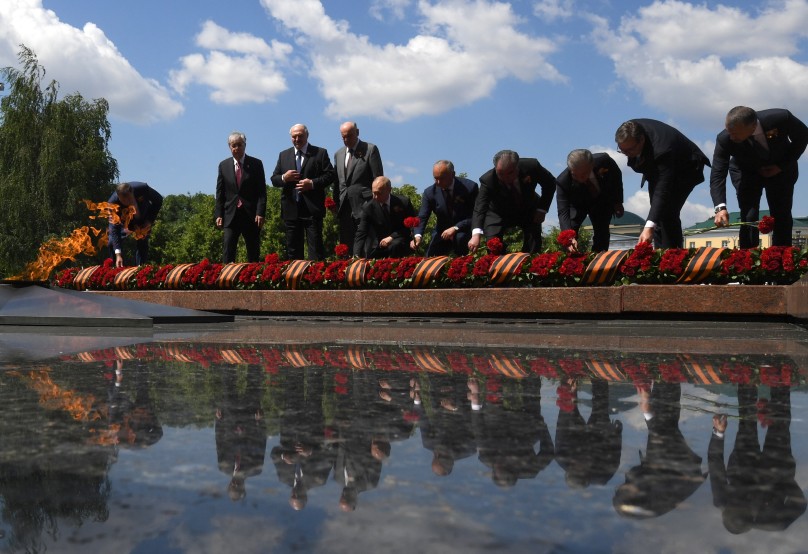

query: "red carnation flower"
(335, 243), (349, 259)
(324, 196), (337, 213)
(404, 216), (421, 229)
(486, 237), (504, 255)
(557, 229), (577, 248)
(758, 215), (775, 234)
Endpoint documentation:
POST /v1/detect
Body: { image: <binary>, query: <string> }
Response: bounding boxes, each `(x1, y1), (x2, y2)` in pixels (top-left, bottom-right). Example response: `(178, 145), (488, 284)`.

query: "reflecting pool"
(1, 318), (808, 553)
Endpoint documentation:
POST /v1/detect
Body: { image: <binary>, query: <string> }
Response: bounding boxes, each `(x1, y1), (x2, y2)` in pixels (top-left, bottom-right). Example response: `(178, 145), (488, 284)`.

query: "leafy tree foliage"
(0, 46), (117, 276)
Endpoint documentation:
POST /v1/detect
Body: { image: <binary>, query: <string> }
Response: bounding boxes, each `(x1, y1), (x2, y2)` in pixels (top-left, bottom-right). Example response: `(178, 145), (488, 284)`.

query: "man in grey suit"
(332, 121), (384, 255)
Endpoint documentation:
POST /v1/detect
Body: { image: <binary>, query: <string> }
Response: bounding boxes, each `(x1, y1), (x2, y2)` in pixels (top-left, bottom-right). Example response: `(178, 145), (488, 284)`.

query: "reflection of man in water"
(613, 382), (705, 518)
(270, 368), (334, 510)
(416, 373), (476, 477)
(554, 378), (622, 488)
(215, 365), (266, 501)
(472, 376), (554, 487)
(709, 385), (806, 533)
(107, 360), (163, 448)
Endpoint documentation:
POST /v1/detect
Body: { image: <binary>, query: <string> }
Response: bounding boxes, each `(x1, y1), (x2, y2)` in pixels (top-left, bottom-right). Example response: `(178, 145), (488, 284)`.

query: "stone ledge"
(92, 284), (806, 320)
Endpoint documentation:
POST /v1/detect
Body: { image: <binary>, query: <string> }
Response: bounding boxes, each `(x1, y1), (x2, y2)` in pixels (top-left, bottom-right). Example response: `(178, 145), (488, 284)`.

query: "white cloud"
(370, 0), (413, 21)
(0, 0), (182, 124)
(591, 0), (808, 125)
(533, 0), (574, 21)
(169, 21), (292, 104)
(260, 0), (566, 121)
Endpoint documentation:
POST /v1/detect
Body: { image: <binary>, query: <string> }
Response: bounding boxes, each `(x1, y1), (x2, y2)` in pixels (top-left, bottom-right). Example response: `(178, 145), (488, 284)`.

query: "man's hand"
(713, 414), (727, 433)
(215, 217), (223, 229)
(255, 215), (265, 228)
(638, 227), (654, 244)
(440, 226), (458, 241)
(283, 169), (301, 183)
(114, 253), (124, 268)
(566, 238), (579, 253)
(468, 234), (481, 253)
(379, 236), (393, 248)
(296, 178), (313, 193)
(759, 165), (782, 178)
(714, 209), (729, 227)
(613, 203), (625, 218)
(410, 236), (422, 251)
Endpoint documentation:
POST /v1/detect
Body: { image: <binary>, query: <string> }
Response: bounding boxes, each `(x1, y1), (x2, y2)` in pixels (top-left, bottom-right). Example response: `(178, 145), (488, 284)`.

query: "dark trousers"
(736, 178), (795, 248)
(368, 237), (410, 258)
(223, 209), (261, 263)
(484, 218), (542, 254)
(284, 216), (325, 260)
(648, 181), (697, 249)
(338, 209), (360, 256)
(108, 238), (149, 266)
(425, 230), (471, 257)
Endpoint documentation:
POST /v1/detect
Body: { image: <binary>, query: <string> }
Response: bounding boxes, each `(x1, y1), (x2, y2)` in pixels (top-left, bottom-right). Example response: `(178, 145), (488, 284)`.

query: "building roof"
(582, 211), (645, 227)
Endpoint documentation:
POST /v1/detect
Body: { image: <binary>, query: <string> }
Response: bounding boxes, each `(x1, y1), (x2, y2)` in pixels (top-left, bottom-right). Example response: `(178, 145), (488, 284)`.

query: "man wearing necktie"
(354, 176), (415, 258)
(271, 124), (335, 260)
(215, 131), (267, 263)
(556, 149), (624, 252)
(468, 150), (557, 254)
(332, 121), (384, 255)
(411, 160), (479, 256)
(710, 106), (808, 247)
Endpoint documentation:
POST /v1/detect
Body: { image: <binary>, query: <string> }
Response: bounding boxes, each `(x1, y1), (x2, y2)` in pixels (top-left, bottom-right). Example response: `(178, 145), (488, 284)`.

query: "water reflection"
(0, 339), (807, 552)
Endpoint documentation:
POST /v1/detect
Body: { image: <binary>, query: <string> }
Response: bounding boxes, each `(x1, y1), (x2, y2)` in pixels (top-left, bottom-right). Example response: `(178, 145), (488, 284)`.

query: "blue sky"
(3, 0), (808, 229)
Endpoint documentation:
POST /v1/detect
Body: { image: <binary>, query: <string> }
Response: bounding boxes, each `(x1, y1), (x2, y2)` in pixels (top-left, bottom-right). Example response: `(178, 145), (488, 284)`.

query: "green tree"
(0, 46), (118, 276)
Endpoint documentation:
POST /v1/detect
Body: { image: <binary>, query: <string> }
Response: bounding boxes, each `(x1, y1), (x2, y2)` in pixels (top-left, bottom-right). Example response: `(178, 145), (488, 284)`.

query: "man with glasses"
(615, 119), (709, 248)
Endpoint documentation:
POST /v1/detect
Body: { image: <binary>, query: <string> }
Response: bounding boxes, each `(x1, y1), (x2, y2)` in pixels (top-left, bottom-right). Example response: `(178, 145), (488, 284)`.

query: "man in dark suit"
(556, 150), (624, 252)
(333, 121), (384, 255)
(354, 176), (415, 258)
(270, 124), (336, 260)
(411, 160), (478, 256)
(215, 131), (267, 263)
(710, 106), (808, 247)
(615, 119), (710, 248)
(107, 181), (163, 267)
(468, 150), (557, 254)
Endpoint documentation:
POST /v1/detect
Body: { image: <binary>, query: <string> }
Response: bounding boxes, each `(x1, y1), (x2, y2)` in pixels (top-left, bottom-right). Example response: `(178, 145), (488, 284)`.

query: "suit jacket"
(353, 194), (415, 258)
(710, 109), (808, 205)
(556, 153), (623, 231)
(270, 144), (335, 220)
(414, 177), (478, 246)
(333, 140), (384, 217)
(473, 158), (557, 231)
(215, 154), (267, 226)
(107, 181), (163, 251)
(625, 119), (709, 224)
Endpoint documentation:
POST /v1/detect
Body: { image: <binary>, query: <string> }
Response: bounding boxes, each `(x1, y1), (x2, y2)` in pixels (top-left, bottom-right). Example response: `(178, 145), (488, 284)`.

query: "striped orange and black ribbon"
(164, 263), (195, 289)
(346, 346), (368, 369)
(283, 260), (312, 290)
(488, 352), (528, 378)
(489, 253), (529, 285)
(113, 267), (140, 290)
(411, 256), (450, 288)
(220, 349), (246, 365)
(217, 263), (248, 288)
(678, 354), (723, 384)
(346, 259), (368, 288)
(283, 347), (310, 368)
(585, 358), (625, 381)
(581, 250), (629, 286)
(412, 348), (449, 373)
(73, 265), (100, 290)
(166, 345), (194, 363)
(676, 247), (725, 284)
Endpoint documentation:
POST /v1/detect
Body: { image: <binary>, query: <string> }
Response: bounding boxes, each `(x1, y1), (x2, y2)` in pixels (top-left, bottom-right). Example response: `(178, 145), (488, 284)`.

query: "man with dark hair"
(107, 181), (163, 267)
(556, 149), (624, 252)
(615, 119), (709, 248)
(710, 106), (808, 247)
(468, 150), (557, 253)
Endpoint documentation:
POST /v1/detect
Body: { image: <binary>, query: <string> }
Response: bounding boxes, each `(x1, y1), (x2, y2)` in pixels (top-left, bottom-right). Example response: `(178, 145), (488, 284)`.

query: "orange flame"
(11, 226), (106, 281)
(9, 369), (102, 422)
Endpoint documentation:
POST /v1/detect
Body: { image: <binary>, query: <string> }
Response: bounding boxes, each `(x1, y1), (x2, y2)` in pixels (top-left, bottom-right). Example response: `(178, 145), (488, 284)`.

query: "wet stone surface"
(1, 319), (808, 553)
